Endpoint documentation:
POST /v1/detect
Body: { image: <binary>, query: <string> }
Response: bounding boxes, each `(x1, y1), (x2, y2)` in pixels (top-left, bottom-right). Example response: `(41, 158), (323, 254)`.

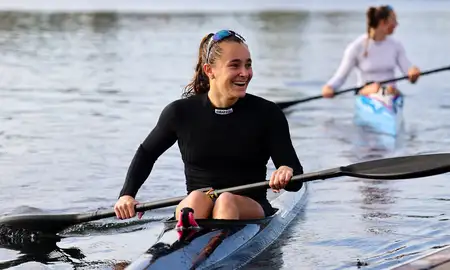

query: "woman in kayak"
(322, 5), (421, 98)
(114, 30), (303, 224)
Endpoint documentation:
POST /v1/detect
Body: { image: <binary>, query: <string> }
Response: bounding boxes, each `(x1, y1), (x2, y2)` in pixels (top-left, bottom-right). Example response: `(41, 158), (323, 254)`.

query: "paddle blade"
(341, 153), (450, 179)
(0, 213), (79, 235)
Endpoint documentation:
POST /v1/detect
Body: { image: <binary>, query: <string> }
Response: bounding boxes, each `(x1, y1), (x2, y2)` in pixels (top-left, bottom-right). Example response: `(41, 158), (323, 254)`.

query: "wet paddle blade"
(0, 214), (79, 234)
(340, 153), (450, 179)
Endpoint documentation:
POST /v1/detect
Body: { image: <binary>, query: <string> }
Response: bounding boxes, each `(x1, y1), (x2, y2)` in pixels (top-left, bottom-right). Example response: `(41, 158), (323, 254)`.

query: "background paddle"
(1, 153), (450, 234)
(276, 65), (450, 110)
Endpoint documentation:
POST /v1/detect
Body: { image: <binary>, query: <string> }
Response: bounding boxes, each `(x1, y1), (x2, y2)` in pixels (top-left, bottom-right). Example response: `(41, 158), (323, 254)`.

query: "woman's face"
(204, 41), (253, 100)
(382, 11), (398, 35)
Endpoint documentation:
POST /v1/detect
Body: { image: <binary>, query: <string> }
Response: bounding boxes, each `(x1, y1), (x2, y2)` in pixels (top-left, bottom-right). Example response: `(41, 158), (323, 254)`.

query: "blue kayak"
(125, 185), (308, 270)
(354, 93), (404, 136)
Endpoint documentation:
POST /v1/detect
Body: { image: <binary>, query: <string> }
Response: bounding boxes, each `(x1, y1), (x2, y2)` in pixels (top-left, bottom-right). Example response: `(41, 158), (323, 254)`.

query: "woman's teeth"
(234, 82), (246, 86)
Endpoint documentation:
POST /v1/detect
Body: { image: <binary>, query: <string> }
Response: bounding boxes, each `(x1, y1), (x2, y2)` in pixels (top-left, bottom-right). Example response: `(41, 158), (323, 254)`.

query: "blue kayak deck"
(354, 94), (404, 136)
(125, 185), (309, 270)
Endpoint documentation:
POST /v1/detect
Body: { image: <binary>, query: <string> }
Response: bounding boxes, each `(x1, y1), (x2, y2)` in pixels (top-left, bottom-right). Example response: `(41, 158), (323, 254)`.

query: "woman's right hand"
(322, 85), (335, 98)
(114, 195), (139, 219)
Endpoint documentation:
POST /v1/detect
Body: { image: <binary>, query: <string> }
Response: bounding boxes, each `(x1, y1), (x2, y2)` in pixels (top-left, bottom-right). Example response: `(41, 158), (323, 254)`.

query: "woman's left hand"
(269, 166), (293, 193)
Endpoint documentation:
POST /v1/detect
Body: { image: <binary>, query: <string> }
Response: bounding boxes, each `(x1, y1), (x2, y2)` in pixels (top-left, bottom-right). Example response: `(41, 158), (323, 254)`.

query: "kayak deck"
(126, 184), (308, 270)
(389, 246), (450, 270)
(354, 94), (404, 136)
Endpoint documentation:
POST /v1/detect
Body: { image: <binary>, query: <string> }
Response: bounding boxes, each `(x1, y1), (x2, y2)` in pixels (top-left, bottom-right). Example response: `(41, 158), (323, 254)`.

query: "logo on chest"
(214, 108), (233, 115)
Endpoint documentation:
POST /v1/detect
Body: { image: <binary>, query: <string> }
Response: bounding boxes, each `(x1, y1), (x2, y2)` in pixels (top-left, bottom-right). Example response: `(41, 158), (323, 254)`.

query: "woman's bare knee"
(359, 83), (380, 95)
(212, 193), (264, 220)
(212, 192), (239, 220)
(176, 190), (213, 219)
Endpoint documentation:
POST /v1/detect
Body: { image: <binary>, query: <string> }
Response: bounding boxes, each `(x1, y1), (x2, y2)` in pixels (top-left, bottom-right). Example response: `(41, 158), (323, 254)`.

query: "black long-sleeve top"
(119, 93), (303, 202)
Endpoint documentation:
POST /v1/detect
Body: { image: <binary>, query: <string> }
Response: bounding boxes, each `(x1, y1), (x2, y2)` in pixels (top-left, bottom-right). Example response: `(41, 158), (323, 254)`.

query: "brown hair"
(182, 32), (246, 98)
(364, 5), (393, 57)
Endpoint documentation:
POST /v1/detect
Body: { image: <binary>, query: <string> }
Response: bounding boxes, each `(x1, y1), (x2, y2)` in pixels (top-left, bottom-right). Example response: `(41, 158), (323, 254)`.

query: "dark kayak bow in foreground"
(1, 153), (450, 235)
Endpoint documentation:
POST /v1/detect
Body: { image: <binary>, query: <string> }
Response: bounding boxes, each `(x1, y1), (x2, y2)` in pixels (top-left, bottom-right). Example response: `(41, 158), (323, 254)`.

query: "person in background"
(322, 5), (421, 99)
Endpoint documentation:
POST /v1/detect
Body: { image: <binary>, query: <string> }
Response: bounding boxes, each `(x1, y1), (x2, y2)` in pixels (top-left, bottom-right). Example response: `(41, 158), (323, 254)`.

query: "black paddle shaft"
(215, 153), (450, 193)
(276, 65), (450, 110)
(1, 153), (450, 234)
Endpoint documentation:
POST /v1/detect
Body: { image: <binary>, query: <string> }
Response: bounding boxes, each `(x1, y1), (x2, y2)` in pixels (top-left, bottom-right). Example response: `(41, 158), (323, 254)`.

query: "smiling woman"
(114, 29), (304, 241)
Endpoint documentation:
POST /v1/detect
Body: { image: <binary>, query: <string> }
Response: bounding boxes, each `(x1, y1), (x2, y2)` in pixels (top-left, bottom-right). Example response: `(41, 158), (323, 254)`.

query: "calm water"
(1, 1), (450, 269)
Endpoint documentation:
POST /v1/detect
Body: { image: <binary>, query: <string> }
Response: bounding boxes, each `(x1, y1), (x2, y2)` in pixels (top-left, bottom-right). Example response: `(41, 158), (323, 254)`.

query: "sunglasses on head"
(205, 30), (246, 63)
(386, 5), (393, 10)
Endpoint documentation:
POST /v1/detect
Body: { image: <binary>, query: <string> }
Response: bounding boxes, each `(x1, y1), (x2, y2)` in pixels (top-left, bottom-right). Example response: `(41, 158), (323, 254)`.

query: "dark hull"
(126, 184), (308, 270)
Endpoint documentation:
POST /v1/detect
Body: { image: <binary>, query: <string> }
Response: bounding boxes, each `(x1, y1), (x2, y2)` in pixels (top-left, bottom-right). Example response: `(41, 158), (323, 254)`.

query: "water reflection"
(359, 181), (396, 236)
(245, 205), (308, 270)
(0, 235), (85, 269)
(0, 12), (119, 32)
(254, 11), (311, 32)
(253, 11), (310, 62)
(89, 13), (119, 33)
(317, 11), (363, 33)
(247, 11), (311, 99)
(350, 128), (404, 160)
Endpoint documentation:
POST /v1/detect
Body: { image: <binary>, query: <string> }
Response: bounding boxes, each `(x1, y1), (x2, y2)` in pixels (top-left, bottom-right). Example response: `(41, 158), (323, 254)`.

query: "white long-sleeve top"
(326, 34), (413, 89)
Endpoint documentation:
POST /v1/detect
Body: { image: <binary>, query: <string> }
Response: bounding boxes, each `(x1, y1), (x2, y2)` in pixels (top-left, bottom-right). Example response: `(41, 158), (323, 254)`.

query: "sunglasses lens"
(206, 30), (245, 63)
(213, 30), (233, 41)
